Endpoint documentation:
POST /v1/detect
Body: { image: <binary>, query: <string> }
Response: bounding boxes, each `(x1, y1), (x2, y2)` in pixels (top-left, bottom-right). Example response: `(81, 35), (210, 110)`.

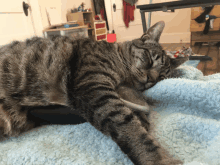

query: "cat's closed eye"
(146, 75), (149, 79)
(159, 75), (165, 80)
(155, 54), (160, 60)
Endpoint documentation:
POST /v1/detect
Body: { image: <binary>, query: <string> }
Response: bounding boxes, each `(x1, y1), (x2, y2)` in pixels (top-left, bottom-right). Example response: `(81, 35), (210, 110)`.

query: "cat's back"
(0, 36), (122, 106)
(0, 36), (78, 106)
(0, 36), (76, 65)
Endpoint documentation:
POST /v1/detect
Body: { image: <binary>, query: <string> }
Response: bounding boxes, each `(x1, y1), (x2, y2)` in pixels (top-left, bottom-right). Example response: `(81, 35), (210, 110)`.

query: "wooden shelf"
(67, 12), (95, 39)
(43, 25), (88, 32)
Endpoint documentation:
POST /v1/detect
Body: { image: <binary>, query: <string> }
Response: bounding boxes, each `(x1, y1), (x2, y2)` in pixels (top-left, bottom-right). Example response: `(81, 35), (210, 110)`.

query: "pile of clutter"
(166, 46), (195, 58)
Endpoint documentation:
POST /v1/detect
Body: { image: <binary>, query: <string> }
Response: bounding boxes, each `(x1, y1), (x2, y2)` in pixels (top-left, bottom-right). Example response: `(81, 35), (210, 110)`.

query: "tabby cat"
(0, 21), (188, 165)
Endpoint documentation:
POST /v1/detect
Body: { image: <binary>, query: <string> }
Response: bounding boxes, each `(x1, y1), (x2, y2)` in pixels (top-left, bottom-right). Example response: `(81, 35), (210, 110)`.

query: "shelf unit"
(67, 12), (94, 39)
(94, 21), (107, 41)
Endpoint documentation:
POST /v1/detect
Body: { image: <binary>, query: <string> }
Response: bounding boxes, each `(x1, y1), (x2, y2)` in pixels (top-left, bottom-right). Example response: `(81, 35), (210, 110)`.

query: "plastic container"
(64, 24), (79, 28)
(44, 26), (88, 40)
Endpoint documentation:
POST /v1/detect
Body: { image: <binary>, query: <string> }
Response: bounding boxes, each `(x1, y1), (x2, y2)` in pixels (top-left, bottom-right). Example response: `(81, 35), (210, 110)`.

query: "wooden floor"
(161, 43), (220, 76)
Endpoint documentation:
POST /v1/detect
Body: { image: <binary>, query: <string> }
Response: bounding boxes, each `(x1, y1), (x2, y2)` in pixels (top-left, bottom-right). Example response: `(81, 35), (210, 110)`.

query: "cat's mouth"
(143, 71), (158, 90)
(133, 75), (157, 91)
(145, 82), (156, 90)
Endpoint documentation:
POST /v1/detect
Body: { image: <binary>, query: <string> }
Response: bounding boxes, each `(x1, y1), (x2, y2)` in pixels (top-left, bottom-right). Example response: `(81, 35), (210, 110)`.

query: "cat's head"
(130, 21), (188, 91)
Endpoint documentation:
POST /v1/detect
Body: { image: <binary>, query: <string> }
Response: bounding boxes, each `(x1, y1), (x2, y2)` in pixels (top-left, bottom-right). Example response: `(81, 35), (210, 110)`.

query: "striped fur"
(0, 21), (188, 164)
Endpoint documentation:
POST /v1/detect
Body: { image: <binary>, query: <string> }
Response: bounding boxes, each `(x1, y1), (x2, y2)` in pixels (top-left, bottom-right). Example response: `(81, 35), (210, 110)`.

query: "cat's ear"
(170, 57), (189, 69)
(141, 21), (165, 42)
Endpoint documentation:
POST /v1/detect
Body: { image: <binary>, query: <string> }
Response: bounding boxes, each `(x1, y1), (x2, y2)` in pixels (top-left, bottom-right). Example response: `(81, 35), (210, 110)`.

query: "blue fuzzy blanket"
(1, 61), (220, 165)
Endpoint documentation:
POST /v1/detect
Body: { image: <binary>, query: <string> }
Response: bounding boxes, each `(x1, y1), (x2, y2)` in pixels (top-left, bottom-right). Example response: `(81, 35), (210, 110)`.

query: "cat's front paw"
(0, 119), (8, 141)
(158, 159), (183, 165)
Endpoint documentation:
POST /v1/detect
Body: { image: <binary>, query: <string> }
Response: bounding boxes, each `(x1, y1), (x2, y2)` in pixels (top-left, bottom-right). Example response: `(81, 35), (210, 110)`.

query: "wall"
(38, 0), (93, 29)
(150, 0), (191, 43)
(38, 0), (62, 28)
(61, 0), (93, 23)
(106, 0), (151, 43)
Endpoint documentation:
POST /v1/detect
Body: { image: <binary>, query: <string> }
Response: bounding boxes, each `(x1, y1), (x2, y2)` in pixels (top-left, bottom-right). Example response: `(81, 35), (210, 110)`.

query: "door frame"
(104, 0), (114, 33)
(28, 0), (44, 37)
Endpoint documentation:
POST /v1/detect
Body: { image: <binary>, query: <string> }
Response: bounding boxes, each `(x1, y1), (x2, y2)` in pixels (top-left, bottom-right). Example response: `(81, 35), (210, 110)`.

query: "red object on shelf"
(95, 23), (105, 29)
(107, 34), (116, 43)
(95, 15), (100, 20)
(97, 34), (106, 40)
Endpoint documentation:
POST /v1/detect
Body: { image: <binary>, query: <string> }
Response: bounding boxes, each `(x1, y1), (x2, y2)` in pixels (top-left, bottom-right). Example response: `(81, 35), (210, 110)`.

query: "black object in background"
(195, 6), (214, 23)
(203, 15), (217, 34)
